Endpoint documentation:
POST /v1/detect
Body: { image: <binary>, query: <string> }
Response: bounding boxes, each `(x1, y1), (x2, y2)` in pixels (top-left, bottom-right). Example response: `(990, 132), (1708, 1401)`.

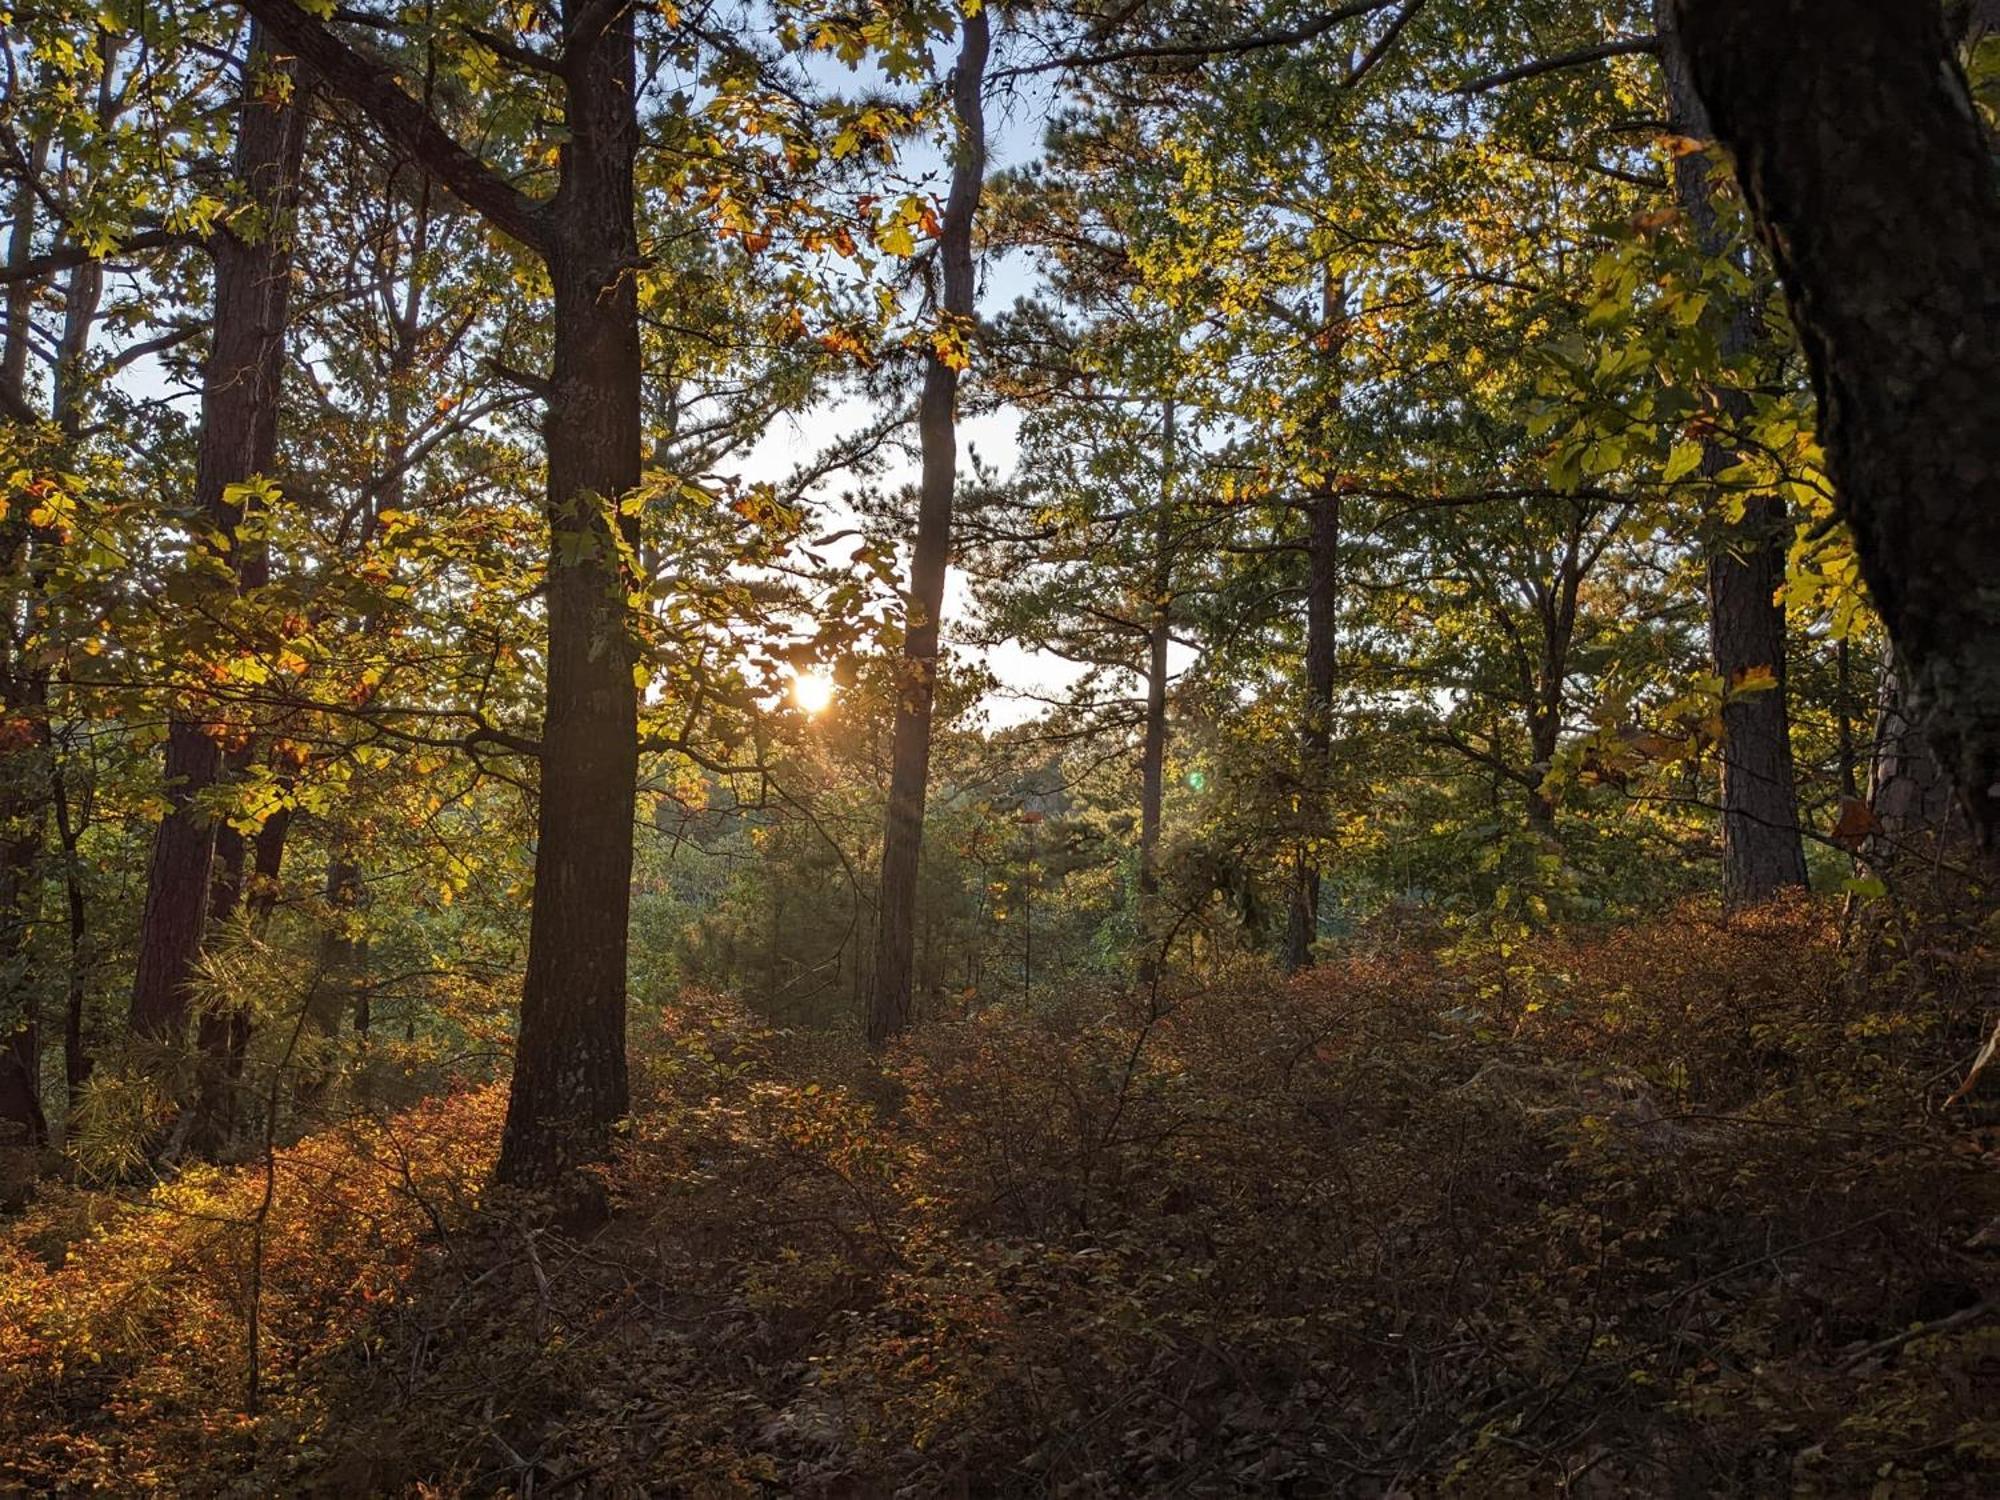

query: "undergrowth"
(4, 897), (1997, 1496)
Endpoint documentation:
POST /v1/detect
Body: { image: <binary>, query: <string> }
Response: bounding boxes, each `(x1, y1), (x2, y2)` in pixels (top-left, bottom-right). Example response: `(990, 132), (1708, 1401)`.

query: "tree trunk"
(1870, 638), (1961, 858)
(49, 756), (87, 1110)
(129, 25), (307, 1043)
(1706, 513), (1809, 898)
(1285, 270), (1346, 972)
(1135, 399), (1175, 985)
(1657, 4), (1808, 902)
(493, 1), (645, 1191)
(1673, 0), (2000, 845)
(866, 9), (989, 1048)
(0, 130), (51, 1152)
(1284, 484), (1339, 971)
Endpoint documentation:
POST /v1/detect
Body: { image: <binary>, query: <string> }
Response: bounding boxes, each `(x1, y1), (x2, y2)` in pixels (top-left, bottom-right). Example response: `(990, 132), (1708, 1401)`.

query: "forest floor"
(4, 897), (1999, 1497)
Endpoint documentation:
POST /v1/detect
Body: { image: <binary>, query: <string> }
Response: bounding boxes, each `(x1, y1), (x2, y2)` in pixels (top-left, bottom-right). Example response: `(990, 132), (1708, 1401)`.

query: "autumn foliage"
(4, 900), (1997, 1495)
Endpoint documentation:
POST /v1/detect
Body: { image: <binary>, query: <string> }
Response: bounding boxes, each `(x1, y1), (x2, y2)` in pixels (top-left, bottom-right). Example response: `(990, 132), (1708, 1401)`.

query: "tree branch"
(465, 26), (564, 79)
(240, 0), (551, 252)
(991, 0), (1402, 80)
(1451, 35), (1659, 96)
(0, 227), (188, 286)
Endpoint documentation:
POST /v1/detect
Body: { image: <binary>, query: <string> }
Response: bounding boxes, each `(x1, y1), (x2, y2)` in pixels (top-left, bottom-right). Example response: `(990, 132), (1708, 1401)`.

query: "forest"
(1, 0), (1998, 1492)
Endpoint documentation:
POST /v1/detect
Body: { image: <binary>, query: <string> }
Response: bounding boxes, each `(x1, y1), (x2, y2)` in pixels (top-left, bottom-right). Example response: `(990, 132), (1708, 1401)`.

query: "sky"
(724, 60), (1098, 730)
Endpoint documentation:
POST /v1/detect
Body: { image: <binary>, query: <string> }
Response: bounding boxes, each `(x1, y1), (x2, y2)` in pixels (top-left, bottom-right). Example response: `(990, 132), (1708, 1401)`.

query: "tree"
(128, 23), (309, 1055)
(242, 0), (646, 1190)
(868, 5), (991, 1046)
(1672, 0), (2000, 845)
(1654, 1), (1807, 901)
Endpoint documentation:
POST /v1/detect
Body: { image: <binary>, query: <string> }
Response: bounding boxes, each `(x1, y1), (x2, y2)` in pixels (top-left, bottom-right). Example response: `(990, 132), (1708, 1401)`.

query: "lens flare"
(792, 670), (836, 714)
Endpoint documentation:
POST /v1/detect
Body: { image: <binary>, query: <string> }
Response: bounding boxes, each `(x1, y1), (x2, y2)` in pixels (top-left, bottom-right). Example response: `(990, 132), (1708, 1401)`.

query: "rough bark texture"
(1657, 2), (1808, 901)
(866, 10), (989, 1047)
(1870, 638), (1962, 857)
(1707, 517), (1809, 897)
(129, 27), (307, 1042)
(0, 134), (51, 1148)
(1674, 0), (2000, 845)
(495, 0), (643, 1188)
(234, 0), (645, 1192)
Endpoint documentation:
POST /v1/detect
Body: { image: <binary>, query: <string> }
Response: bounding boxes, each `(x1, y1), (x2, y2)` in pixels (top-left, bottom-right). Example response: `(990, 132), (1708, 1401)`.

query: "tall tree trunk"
(494, 0), (645, 1189)
(1135, 399), (1176, 985)
(129, 25), (306, 1043)
(1706, 520), (1808, 897)
(1673, 0), (2000, 845)
(1285, 271), (1346, 972)
(0, 129), (51, 1151)
(1658, 4), (1807, 901)
(49, 755), (87, 1110)
(1284, 483), (1339, 971)
(1, 132), (48, 403)
(866, 9), (989, 1048)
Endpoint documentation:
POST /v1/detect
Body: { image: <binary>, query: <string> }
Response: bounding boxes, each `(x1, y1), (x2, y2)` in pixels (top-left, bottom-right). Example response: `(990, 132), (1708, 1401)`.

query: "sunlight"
(791, 669), (836, 715)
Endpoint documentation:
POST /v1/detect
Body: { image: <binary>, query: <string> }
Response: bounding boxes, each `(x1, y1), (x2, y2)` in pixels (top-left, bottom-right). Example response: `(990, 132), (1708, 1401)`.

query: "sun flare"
(791, 670), (836, 715)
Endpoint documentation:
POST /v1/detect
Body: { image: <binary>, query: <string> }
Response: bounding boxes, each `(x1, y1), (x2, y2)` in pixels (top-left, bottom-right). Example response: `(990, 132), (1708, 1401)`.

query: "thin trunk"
(1658, 3), (1807, 901)
(1673, 0), (2000, 844)
(1285, 271), (1346, 973)
(129, 26), (307, 1043)
(1, 133), (48, 406)
(1836, 638), (1858, 801)
(49, 755), (87, 1109)
(1526, 538), (1584, 838)
(318, 178), (423, 1088)
(866, 9), (989, 1047)
(1284, 484), (1339, 971)
(1136, 399), (1174, 984)
(494, 0), (644, 1189)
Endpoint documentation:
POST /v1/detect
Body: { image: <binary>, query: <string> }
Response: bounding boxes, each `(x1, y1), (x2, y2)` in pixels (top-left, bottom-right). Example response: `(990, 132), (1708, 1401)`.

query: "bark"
(1870, 638), (1960, 857)
(866, 9), (989, 1047)
(0, 782), (42, 1137)
(1135, 406), (1173, 985)
(49, 757), (87, 1108)
(1673, 0), (2000, 845)
(1525, 528), (1585, 838)
(1283, 482), (1339, 971)
(0, 131), (50, 1150)
(494, 0), (644, 1190)
(1836, 638), (1858, 801)
(1657, 3), (1808, 901)
(129, 26), (307, 1043)
(1284, 271), (1346, 973)
(1, 133), (48, 406)
(228, 0), (651, 1188)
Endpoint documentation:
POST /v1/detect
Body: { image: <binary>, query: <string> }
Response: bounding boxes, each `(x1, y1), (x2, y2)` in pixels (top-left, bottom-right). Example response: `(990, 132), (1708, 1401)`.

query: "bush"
(5, 903), (1996, 1495)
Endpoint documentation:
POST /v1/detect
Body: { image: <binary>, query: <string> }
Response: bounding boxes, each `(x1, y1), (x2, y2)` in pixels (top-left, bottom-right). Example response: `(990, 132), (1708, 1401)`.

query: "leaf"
(1830, 796), (1884, 847)
(1663, 440), (1705, 483)
(1725, 664), (1778, 700)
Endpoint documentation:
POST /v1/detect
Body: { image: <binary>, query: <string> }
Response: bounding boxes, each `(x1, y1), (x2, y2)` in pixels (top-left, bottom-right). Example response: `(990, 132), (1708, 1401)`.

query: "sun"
(791, 670), (836, 715)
